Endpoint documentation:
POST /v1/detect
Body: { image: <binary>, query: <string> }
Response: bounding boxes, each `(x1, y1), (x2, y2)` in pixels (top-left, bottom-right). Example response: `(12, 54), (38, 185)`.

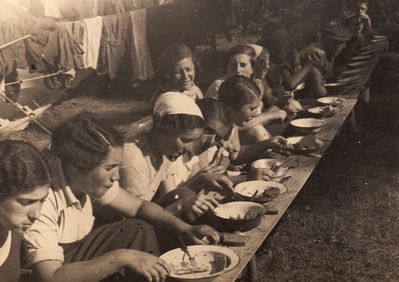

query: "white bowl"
(286, 135), (324, 153)
(324, 82), (348, 88)
(373, 35), (388, 40)
(317, 97), (346, 106)
(351, 55), (372, 61)
(250, 159), (288, 181)
(234, 180), (287, 202)
(307, 106), (338, 117)
(337, 74), (365, 84)
(340, 67), (368, 76)
(290, 118), (326, 134)
(347, 61), (369, 67)
(214, 201), (267, 219)
(161, 245), (240, 282)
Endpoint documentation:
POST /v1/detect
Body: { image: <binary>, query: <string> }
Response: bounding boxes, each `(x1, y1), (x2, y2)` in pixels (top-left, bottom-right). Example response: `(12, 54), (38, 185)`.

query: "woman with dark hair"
(23, 112), (220, 282)
(155, 43), (203, 101)
(0, 140), (50, 281)
(205, 44), (287, 145)
(217, 75), (288, 165)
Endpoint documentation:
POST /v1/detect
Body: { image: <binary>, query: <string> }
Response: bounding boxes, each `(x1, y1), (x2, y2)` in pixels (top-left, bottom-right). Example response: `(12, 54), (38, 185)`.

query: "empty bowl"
(290, 118), (326, 134)
(161, 245), (240, 282)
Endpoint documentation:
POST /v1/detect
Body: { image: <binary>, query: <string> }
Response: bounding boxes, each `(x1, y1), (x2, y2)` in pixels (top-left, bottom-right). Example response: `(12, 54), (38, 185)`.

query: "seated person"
(205, 44), (286, 145)
(217, 75), (289, 165)
(154, 43), (203, 101)
(161, 98), (236, 196)
(260, 22), (327, 99)
(120, 92), (221, 222)
(0, 140), (50, 281)
(23, 113), (220, 282)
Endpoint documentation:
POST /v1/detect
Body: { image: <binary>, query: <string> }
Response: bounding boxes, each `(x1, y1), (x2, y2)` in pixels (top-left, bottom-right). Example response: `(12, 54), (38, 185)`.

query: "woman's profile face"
(232, 98), (260, 126)
(188, 119), (231, 155)
(76, 147), (123, 199)
(163, 127), (203, 161)
(168, 57), (195, 92)
(226, 54), (253, 78)
(0, 185), (49, 235)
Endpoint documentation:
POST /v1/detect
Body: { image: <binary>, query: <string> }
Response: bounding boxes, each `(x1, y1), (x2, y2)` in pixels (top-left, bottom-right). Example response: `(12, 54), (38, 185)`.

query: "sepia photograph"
(0, 0), (397, 281)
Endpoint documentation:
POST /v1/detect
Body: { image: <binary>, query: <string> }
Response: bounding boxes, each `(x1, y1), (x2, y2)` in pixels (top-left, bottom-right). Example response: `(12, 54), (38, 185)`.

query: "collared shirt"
(23, 158), (119, 266)
(120, 134), (170, 201)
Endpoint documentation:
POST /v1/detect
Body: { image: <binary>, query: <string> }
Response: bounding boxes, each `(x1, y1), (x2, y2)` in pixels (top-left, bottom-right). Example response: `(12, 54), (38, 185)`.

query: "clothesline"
(4, 70), (74, 86)
(0, 34), (31, 49)
(0, 89), (52, 135)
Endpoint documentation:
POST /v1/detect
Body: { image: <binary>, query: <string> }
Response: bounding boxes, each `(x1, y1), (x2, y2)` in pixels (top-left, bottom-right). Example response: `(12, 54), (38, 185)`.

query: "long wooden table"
(213, 42), (385, 282)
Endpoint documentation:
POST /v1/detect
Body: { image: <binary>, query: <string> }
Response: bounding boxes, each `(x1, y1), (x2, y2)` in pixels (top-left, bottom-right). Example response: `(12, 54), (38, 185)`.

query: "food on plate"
(317, 97), (345, 107)
(171, 262), (211, 276)
(308, 105), (340, 117)
(285, 135), (322, 153)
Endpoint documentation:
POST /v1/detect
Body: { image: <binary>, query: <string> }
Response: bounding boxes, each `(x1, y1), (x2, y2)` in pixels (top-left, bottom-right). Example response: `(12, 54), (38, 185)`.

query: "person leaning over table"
(205, 44), (287, 145)
(119, 92), (223, 224)
(23, 112), (220, 282)
(0, 140), (50, 282)
(158, 99), (238, 221)
(216, 75), (289, 165)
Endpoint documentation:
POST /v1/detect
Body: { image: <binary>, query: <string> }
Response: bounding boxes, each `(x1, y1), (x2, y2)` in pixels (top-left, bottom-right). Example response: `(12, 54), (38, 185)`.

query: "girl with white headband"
(119, 92), (220, 221)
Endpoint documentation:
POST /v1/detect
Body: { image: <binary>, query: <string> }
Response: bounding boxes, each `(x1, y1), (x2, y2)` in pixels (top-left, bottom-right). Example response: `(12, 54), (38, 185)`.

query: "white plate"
(324, 82), (347, 87)
(214, 201), (267, 219)
(340, 68), (368, 76)
(161, 245), (240, 281)
(373, 35), (388, 40)
(234, 180), (287, 201)
(337, 75), (365, 83)
(347, 61), (369, 67)
(286, 135), (324, 153)
(371, 38), (388, 43)
(351, 55), (373, 61)
(307, 106), (339, 116)
(290, 118), (326, 128)
(317, 97), (346, 106)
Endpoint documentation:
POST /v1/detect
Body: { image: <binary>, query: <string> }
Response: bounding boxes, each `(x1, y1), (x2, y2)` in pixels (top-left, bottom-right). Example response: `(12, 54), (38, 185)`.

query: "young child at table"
(205, 44), (287, 145)
(23, 112), (220, 282)
(0, 140), (50, 282)
(217, 75), (289, 165)
(154, 43), (203, 101)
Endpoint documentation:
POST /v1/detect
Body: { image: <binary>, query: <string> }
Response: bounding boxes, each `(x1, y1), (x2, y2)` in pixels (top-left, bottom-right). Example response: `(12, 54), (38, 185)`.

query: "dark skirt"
(62, 219), (160, 281)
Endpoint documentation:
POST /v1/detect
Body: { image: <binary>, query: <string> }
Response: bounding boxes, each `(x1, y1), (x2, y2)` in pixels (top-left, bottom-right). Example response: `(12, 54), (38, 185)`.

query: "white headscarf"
(153, 92), (203, 119)
(247, 44), (263, 58)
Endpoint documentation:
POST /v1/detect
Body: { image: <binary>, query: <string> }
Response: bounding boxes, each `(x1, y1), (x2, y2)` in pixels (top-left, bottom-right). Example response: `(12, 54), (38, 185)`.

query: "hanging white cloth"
(83, 16), (103, 69)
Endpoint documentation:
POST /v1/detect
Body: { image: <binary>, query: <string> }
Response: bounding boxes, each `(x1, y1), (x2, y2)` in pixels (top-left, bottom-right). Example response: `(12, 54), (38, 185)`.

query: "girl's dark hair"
(218, 75), (261, 110)
(158, 44), (193, 77)
(153, 114), (204, 135)
(197, 98), (233, 129)
(0, 140), (50, 200)
(224, 44), (258, 76)
(52, 112), (124, 173)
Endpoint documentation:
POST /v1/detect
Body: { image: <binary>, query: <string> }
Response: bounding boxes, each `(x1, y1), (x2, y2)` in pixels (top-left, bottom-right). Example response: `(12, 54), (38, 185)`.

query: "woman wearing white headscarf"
(119, 92), (219, 221)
